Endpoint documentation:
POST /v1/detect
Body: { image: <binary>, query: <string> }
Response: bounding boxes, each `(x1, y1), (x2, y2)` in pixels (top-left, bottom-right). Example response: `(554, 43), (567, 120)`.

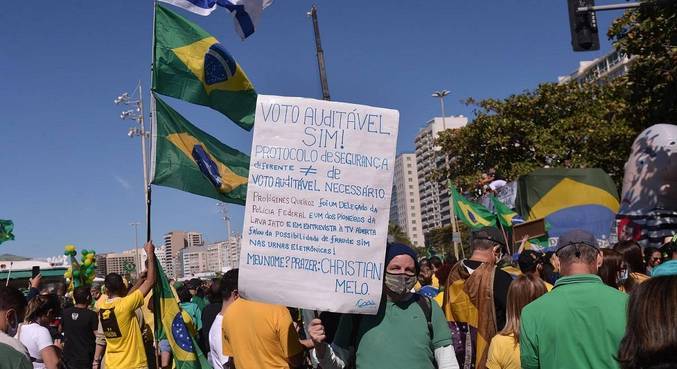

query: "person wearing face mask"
(0, 286), (32, 369)
(441, 226), (513, 369)
(309, 243), (459, 369)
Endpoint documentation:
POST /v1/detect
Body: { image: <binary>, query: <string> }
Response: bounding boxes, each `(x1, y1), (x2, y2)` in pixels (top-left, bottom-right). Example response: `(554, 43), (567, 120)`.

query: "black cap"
(471, 226), (505, 247)
(556, 229), (598, 253)
(518, 250), (544, 273)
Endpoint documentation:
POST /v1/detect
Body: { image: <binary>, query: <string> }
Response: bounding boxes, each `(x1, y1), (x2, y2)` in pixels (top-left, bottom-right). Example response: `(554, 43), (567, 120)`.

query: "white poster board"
(238, 95), (399, 314)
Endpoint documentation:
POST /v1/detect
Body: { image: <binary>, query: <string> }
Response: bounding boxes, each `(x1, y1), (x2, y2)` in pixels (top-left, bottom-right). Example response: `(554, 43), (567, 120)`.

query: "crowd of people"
(1, 229), (676, 369)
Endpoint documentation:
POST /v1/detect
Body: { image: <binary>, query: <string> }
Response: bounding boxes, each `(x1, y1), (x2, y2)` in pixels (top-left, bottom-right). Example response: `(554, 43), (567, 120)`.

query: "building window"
(410, 206), (415, 210)
(408, 178), (412, 182)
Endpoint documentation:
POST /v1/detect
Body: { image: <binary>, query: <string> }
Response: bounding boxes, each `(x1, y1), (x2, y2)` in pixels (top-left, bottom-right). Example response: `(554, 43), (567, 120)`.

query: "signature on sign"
(356, 299), (376, 308)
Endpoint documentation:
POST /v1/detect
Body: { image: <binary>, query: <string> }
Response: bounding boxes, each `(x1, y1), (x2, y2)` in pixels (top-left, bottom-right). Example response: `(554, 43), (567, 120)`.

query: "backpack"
(348, 295), (434, 368)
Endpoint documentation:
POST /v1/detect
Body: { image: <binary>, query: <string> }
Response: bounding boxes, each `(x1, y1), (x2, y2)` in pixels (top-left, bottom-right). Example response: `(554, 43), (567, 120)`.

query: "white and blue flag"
(158, 0), (273, 39)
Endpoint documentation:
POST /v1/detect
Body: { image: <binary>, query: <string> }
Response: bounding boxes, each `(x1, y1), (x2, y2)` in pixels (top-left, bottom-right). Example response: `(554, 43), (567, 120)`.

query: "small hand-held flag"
(151, 94), (250, 205)
(0, 220), (15, 245)
(153, 4), (257, 130)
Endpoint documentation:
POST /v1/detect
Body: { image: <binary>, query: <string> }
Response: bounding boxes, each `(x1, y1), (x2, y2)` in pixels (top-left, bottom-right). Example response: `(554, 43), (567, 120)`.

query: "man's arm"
(138, 241), (157, 297)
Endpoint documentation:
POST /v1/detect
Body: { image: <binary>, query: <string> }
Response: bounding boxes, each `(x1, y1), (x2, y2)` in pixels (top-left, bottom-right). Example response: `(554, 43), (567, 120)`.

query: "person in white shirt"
(16, 294), (61, 369)
(208, 269), (239, 369)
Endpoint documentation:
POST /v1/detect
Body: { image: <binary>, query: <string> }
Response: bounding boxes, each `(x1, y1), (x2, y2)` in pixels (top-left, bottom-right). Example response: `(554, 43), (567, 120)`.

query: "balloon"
(72, 270), (80, 278)
(84, 259), (92, 267)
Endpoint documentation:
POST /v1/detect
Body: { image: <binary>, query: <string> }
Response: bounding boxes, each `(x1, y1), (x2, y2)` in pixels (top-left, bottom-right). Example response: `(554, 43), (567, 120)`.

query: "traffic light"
(567, 0), (600, 51)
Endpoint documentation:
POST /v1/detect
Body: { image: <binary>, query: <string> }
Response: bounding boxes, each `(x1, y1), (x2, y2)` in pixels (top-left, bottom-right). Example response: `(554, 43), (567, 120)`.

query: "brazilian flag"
(490, 196), (522, 228)
(0, 219), (14, 245)
(153, 4), (257, 131)
(515, 168), (620, 239)
(449, 184), (497, 230)
(151, 94), (249, 205)
(152, 260), (211, 369)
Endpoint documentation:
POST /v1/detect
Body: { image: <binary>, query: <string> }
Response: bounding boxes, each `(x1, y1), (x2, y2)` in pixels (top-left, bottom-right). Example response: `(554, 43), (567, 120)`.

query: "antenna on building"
(216, 202), (232, 239)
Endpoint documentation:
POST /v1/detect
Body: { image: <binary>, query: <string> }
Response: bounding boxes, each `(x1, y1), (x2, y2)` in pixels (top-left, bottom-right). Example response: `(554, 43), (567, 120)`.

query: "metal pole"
(578, 2), (641, 12)
(308, 5), (330, 100)
(147, 0), (158, 245)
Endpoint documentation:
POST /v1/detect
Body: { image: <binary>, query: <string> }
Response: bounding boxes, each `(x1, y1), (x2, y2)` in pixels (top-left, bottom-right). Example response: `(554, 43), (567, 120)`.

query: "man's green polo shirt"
(520, 274), (628, 369)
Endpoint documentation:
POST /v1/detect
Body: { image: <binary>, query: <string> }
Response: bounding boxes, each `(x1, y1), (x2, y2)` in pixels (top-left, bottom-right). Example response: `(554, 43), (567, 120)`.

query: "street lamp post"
(115, 82), (151, 253)
(216, 202), (232, 239)
(432, 90), (461, 259)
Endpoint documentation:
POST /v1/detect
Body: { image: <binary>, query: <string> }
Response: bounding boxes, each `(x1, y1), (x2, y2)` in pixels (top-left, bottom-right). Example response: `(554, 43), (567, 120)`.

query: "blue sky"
(1, 1), (623, 257)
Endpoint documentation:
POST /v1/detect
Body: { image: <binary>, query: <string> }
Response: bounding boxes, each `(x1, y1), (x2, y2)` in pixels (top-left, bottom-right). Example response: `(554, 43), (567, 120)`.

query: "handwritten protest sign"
(238, 95), (399, 314)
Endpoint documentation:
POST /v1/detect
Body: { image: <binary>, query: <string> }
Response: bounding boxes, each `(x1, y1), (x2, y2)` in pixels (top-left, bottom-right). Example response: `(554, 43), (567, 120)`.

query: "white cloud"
(114, 175), (132, 190)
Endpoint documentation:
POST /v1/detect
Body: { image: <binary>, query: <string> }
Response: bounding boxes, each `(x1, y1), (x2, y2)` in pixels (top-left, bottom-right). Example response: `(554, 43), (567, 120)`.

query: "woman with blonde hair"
(486, 274), (547, 369)
(16, 294), (62, 369)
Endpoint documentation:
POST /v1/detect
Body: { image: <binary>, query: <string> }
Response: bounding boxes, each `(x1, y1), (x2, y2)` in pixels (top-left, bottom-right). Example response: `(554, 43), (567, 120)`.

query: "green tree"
(388, 223), (413, 246)
(608, 1), (677, 129)
(436, 82), (636, 189)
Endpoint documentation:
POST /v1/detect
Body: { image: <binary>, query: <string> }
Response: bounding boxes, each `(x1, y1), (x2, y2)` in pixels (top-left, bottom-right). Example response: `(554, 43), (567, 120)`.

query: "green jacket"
(520, 274), (628, 369)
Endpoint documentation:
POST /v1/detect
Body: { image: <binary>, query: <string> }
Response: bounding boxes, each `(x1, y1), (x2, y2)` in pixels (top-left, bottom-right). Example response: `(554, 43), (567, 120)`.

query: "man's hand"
(144, 241), (155, 256)
(30, 273), (42, 289)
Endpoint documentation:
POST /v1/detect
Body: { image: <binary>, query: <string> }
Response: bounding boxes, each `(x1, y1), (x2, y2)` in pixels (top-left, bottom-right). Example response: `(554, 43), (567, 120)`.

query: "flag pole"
(447, 181), (461, 260)
(147, 0), (158, 244)
(149, 3), (159, 369)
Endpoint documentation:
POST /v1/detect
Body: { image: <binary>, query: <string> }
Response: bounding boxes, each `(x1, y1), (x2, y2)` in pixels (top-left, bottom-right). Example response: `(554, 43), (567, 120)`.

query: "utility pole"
(308, 5), (331, 100)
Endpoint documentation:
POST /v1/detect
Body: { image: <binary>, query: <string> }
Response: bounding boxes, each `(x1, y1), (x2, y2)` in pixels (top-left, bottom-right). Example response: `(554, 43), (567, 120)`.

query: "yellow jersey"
(98, 290), (147, 369)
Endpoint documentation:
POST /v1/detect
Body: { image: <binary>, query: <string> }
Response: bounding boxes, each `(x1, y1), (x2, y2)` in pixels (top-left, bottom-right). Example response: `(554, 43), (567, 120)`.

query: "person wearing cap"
(518, 250), (553, 291)
(442, 226), (514, 369)
(520, 230), (628, 369)
(309, 243), (459, 369)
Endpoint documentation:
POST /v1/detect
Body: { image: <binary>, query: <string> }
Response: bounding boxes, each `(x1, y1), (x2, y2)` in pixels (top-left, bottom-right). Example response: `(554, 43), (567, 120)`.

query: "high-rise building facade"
(224, 235), (242, 270)
(104, 249), (146, 275)
(415, 116), (468, 237)
(186, 232), (204, 248)
(558, 50), (633, 85)
(178, 246), (208, 278)
(161, 231), (203, 278)
(390, 153), (425, 247)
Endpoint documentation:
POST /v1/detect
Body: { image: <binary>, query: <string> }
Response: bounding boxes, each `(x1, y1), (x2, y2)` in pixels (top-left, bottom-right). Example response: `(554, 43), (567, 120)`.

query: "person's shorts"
(159, 339), (171, 353)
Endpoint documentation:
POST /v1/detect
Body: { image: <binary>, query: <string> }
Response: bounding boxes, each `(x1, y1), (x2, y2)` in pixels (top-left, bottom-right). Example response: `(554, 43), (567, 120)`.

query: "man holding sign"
(309, 243), (459, 369)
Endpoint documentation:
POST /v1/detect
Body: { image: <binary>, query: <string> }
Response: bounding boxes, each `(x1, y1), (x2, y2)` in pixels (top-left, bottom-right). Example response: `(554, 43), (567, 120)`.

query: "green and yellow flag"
(151, 94), (249, 205)
(0, 219), (14, 245)
(449, 184), (497, 230)
(153, 4), (257, 131)
(490, 195), (522, 228)
(152, 260), (210, 369)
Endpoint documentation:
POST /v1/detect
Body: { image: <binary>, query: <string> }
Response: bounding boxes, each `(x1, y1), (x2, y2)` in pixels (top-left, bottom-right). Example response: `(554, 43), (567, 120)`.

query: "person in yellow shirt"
(221, 269), (309, 369)
(95, 242), (156, 369)
(486, 274), (547, 369)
